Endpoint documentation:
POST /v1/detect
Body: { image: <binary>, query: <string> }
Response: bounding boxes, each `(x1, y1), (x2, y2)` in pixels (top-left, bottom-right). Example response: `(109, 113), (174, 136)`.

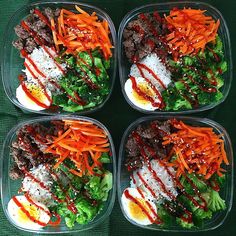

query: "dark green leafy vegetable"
(99, 152), (111, 163)
(176, 217), (194, 229)
(162, 36), (227, 111)
(53, 50), (110, 112)
(49, 160), (112, 228)
(85, 171), (112, 201)
(180, 173), (208, 195)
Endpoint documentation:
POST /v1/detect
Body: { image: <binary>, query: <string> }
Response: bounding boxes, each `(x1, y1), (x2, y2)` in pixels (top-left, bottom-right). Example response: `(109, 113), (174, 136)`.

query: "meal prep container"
(118, 1), (232, 114)
(0, 115), (116, 234)
(117, 116), (233, 232)
(1, 1), (117, 115)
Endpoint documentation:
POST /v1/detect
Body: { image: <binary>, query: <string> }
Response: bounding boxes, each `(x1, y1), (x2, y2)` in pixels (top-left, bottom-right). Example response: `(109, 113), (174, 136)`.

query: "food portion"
(13, 6), (113, 112)
(121, 119), (229, 229)
(122, 8), (227, 111)
(8, 119), (113, 229)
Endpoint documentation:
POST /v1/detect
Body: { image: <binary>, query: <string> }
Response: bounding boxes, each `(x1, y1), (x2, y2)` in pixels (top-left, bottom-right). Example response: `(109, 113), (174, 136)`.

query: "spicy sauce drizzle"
(130, 129), (210, 222)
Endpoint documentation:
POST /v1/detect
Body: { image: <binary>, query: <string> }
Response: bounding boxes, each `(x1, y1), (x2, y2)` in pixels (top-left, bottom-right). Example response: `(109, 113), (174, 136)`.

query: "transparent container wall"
(1, 115), (116, 234)
(1, 1), (117, 115)
(118, 1), (232, 114)
(118, 116), (233, 232)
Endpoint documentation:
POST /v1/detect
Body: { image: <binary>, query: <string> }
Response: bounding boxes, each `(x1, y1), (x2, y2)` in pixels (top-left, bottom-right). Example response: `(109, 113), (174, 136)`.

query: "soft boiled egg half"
(121, 187), (157, 225)
(16, 83), (51, 111)
(7, 195), (51, 230)
(124, 77), (161, 111)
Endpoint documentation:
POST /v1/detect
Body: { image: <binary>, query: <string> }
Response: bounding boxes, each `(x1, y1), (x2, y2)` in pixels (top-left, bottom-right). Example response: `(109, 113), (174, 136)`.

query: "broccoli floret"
(215, 174), (226, 187)
(202, 189), (226, 212)
(103, 59), (110, 70)
(216, 77), (224, 89)
(183, 56), (194, 66)
(198, 91), (223, 105)
(75, 199), (98, 222)
(65, 213), (76, 228)
(176, 217), (194, 229)
(162, 86), (192, 111)
(53, 94), (68, 106)
(213, 35), (223, 53)
(219, 61), (227, 73)
(65, 56), (76, 67)
(157, 206), (175, 227)
(180, 173), (207, 194)
(99, 152), (111, 163)
(85, 171), (112, 201)
(77, 51), (93, 67)
(194, 208), (212, 220)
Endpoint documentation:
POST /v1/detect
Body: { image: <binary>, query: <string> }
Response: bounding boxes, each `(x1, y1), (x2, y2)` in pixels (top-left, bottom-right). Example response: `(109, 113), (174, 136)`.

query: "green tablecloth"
(0, 0), (235, 235)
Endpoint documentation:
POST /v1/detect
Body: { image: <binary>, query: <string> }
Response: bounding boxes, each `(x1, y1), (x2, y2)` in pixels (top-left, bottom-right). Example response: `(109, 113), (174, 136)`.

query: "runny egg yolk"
(133, 82), (155, 105)
(128, 198), (150, 221)
(18, 203), (40, 223)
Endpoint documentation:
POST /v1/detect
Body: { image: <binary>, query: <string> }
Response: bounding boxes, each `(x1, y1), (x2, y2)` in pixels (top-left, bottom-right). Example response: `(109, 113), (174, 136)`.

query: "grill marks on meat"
(9, 123), (59, 180)
(12, 7), (59, 53)
(123, 13), (169, 63)
(125, 120), (174, 171)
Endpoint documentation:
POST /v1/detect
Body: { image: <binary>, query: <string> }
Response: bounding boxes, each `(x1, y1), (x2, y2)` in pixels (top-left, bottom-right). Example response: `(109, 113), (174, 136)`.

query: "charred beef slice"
(123, 12), (169, 63)
(125, 120), (174, 171)
(9, 122), (60, 179)
(12, 7), (58, 53)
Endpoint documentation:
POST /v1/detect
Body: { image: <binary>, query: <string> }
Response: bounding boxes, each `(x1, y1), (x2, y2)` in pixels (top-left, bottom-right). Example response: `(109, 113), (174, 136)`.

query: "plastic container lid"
(0, 115), (116, 234)
(1, 1), (117, 115)
(118, 1), (232, 114)
(118, 115), (233, 231)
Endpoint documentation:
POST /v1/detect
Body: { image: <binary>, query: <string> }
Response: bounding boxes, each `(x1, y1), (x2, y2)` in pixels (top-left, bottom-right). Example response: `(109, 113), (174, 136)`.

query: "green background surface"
(0, 0), (235, 235)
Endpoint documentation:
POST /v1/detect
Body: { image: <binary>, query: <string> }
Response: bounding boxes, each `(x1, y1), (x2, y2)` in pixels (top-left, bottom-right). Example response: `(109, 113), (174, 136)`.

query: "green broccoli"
(99, 152), (111, 163)
(75, 199), (98, 222)
(197, 91), (223, 105)
(194, 208), (212, 220)
(77, 51), (93, 67)
(176, 217), (194, 229)
(214, 174), (226, 187)
(180, 173), (207, 194)
(162, 86), (192, 111)
(202, 189), (226, 212)
(85, 171), (112, 201)
(157, 206), (175, 227)
(65, 213), (76, 228)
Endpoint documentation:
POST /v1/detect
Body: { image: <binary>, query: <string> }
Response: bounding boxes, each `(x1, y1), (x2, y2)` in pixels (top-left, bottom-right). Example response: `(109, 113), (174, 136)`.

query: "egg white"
(16, 83), (51, 111)
(121, 187), (157, 225)
(7, 195), (50, 230)
(124, 77), (160, 111)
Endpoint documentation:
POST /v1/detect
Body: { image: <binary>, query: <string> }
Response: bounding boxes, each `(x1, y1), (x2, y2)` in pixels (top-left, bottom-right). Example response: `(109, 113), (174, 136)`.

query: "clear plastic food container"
(118, 2), (232, 114)
(118, 116), (233, 231)
(0, 115), (116, 234)
(1, 1), (117, 115)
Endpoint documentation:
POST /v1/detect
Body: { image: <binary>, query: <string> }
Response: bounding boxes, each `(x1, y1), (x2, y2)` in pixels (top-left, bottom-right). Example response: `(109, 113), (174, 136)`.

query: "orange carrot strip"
(54, 150), (70, 169)
(50, 18), (59, 52)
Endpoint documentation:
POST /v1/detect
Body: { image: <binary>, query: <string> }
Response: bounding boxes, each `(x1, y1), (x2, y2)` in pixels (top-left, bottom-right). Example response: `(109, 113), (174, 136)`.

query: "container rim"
(117, 1), (233, 114)
(117, 115), (234, 232)
(0, 115), (117, 234)
(1, 0), (117, 115)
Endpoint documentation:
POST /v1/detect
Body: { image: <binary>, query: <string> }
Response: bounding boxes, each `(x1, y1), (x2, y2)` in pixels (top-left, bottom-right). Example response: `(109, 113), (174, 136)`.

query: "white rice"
(22, 164), (54, 206)
(130, 159), (178, 201)
(130, 53), (171, 91)
(23, 46), (66, 90)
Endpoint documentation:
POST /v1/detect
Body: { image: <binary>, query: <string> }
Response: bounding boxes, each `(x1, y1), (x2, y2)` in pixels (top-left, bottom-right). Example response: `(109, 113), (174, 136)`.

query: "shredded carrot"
(165, 8), (220, 59)
(50, 18), (59, 52)
(163, 120), (229, 179)
(51, 6), (113, 59)
(44, 120), (111, 177)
